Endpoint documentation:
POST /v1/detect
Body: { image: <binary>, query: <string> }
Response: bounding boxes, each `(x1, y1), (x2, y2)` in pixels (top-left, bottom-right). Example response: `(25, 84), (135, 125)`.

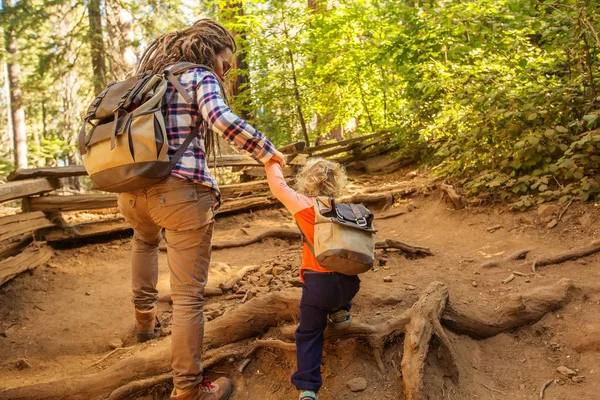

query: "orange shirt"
(265, 161), (332, 281)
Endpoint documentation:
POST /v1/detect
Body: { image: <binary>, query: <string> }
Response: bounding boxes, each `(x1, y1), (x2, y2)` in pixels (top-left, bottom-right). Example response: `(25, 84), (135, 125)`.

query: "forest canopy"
(0, 0), (598, 208)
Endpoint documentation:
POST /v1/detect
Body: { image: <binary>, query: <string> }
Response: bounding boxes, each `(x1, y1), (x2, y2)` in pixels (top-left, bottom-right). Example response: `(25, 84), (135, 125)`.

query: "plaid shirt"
(162, 67), (275, 207)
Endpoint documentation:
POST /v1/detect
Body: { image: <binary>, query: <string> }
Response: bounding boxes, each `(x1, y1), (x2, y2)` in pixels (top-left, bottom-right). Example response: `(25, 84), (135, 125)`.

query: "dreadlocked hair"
(137, 18), (236, 74)
(136, 18), (237, 164)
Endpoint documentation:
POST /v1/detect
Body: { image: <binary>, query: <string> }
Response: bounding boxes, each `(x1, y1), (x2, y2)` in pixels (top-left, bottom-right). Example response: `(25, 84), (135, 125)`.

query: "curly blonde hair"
(295, 158), (347, 197)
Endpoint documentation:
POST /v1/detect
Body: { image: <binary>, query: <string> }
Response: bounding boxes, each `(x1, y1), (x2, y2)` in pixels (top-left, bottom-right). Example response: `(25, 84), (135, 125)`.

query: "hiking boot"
(170, 377), (232, 400)
(135, 306), (159, 342)
(299, 390), (318, 400)
(328, 309), (351, 329)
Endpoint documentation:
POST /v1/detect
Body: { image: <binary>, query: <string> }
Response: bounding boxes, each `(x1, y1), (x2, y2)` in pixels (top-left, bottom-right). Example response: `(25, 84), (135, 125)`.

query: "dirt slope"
(1, 173), (600, 399)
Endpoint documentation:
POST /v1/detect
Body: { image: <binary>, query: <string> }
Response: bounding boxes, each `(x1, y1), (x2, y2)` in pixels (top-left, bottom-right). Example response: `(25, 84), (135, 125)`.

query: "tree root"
(532, 239), (600, 272)
(219, 265), (261, 291)
(442, 278), (573, 339)
(479, 248), (532, 269)
(375, 238), (433, 257)
(1, 280), (576, 400)
(212, 228), (301, 250)
(440, 183), (463, 209)
(539, 379), (553, 400)
(107, 373), (172, 400)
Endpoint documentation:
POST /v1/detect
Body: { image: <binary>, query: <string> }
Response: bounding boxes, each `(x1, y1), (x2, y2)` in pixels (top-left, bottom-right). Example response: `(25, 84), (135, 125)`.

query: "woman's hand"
(270, 149), (286, 168)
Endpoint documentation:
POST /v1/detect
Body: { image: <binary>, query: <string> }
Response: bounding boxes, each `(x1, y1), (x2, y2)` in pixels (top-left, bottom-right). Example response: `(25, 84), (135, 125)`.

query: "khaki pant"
(118, 176), (216, 391)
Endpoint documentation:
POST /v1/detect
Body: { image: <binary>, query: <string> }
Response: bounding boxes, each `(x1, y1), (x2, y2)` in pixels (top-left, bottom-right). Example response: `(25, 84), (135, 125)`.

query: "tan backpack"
(78, 62), (210, 192)
(303, 197), (376, 275)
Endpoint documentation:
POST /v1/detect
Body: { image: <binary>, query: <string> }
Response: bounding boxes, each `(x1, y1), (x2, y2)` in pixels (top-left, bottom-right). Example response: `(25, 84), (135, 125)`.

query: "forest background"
(0, 0), (598, 209)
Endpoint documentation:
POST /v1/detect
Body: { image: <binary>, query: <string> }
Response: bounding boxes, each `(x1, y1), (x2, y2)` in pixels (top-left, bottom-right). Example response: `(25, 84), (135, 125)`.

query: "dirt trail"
(1, 172), (600, 399)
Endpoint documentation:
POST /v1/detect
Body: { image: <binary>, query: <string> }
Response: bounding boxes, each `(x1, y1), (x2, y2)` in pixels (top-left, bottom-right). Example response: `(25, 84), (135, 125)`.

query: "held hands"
(270, 149), (287, 168)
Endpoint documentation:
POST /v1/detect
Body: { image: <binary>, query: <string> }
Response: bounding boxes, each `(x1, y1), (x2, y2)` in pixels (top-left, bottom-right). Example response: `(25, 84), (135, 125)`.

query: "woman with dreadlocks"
(117, 18), (285, 400)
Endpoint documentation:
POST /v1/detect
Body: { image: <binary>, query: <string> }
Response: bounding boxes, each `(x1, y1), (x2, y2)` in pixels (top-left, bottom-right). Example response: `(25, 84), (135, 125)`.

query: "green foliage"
(0, 0), (598, 210)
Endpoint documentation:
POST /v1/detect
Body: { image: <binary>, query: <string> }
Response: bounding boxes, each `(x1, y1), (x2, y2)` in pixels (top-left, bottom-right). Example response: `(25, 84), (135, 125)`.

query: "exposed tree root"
(219, 265), (261, 291)
(539, 379), (553, 400)
(212, 228), (301, 250)
(479, 248), (532, 269)
(442, 278), (573, 339)
(107, 373), (172, 400)
(532, 239), (600, 272)
(0, 290), (301, 400)
(440, 183), (463, 209)
(375, 238), (433, 257)
(376, 206), (409, 219)
(1, 280), (576, 400)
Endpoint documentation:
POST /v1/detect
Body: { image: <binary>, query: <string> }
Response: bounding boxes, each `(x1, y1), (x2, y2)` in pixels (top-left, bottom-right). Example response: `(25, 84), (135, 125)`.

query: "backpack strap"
(315, 196), (333, 214)
(348, 203), (368, 227)
(163, 62), (215, 105)
(169, 122), (201, 167)
(164, 69), (194, 104)
(295, 221), (316, 258)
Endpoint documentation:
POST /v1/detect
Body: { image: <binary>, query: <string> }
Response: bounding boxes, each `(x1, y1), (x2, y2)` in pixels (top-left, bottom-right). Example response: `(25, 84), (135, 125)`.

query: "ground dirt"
(1, 170), (600, 400)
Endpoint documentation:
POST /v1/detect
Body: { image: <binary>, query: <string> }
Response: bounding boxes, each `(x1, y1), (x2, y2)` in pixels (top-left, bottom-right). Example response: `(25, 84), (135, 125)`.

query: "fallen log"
(532, 239), (600, 272)
(7, 166), (88, 181)
(0, 234), (33, 260)
(8, 156), (298, 182)
(310, 142), (361, 159)
(0, 178), (60, 204)
(24, 181), (285, 213)
(340, 187), (416, 206)
(0, 212), (54, 242)
(218, 195), (279, 215)
(338, 143), (400, 166)
(0, 243), (54, 286)
(303, 131), (389, 154)
(26, 194), (117, 212)
(240, 166), (296, 179)
(220, 180), (273, 197)
(277, 141), (306, 155)
(38, 219), (131, 242)
(479, 248), (533, 269)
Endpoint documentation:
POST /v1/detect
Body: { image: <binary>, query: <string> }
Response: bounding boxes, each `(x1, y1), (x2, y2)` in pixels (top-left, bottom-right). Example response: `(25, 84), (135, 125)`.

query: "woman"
(117, 18), (285, 400)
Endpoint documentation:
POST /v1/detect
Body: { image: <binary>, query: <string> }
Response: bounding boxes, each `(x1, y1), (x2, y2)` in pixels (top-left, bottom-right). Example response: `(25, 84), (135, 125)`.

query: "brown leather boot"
(135, 307), (157, 342)
(170, 376), (232, 400)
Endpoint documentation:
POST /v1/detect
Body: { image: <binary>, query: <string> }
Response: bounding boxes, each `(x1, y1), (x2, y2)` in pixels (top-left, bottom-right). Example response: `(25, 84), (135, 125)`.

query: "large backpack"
(78, 62), (208, 193)
(302, 197), (376, 275)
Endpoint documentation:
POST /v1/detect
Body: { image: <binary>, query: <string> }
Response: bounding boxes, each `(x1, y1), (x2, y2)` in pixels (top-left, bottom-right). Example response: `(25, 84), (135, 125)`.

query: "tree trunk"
(3, 0), (28, 169)
(282, 16), (309, 144)
(221, 2), (252, 121)
(3, 63), (14, 157)
(88, 0), (107, 95)
(106, 0), (135, 81)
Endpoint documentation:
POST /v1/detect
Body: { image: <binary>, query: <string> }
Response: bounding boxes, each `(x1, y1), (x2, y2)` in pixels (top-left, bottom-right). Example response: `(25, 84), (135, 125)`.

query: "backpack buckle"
(356, 217), (367, 227)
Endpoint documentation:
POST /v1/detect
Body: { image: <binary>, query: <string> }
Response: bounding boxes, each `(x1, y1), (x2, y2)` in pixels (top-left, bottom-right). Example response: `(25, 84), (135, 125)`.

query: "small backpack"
(78, 62), (209, 193)
(303, 197), (376, 275)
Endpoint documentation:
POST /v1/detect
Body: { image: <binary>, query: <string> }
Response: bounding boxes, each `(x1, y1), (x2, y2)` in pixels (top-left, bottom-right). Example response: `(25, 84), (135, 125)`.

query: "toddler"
(265, 158), (361, 400)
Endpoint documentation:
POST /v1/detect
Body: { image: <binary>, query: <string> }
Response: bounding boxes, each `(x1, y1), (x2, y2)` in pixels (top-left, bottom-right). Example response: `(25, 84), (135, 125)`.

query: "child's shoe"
(328, 309), (352, 328)
(299, 390), (318, 400)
